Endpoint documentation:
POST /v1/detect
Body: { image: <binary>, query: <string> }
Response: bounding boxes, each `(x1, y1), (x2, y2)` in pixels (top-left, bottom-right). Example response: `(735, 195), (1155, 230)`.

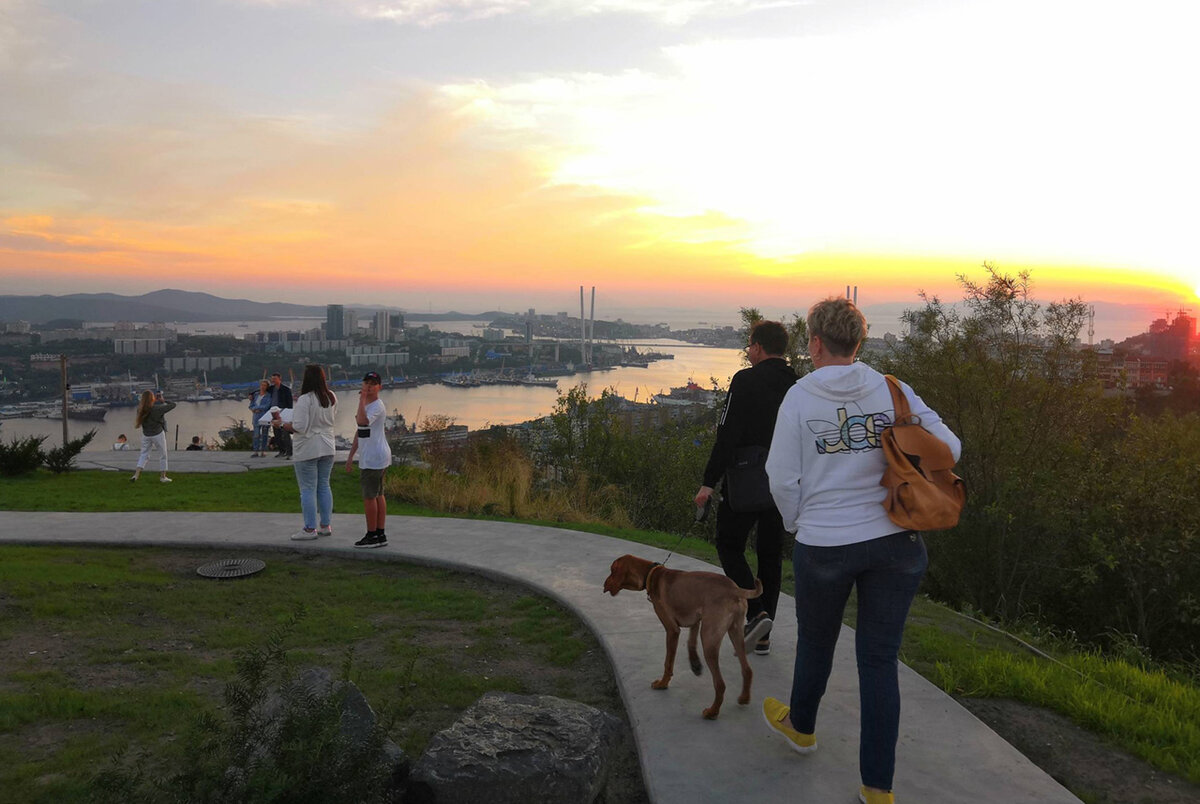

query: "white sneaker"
(316, 526), (332, 538)
(159, 476), (172, 483)
(290, 529), (318, 541)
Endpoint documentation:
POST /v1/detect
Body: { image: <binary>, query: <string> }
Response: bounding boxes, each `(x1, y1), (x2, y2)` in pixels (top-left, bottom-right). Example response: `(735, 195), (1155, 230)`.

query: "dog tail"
(736, 578), (764, 599)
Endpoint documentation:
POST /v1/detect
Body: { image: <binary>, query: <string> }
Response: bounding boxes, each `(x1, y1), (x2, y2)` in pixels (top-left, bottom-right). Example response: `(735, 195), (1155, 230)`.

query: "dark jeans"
(789, 531), (927, 791)
(714, 497), (786, 623)
(273, 424), (292, 455)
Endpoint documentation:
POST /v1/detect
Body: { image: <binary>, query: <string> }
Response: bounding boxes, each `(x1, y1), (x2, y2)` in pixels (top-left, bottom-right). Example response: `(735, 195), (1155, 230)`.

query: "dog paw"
(651, 679), (670, 690)
(701, 707), (720, 720)
(689, 659), (703, 676)
(738, 694), (751, 705)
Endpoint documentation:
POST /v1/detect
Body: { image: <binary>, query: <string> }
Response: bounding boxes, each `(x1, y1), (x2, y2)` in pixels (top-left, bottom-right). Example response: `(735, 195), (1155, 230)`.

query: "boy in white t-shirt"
(346, 371), (392, 548)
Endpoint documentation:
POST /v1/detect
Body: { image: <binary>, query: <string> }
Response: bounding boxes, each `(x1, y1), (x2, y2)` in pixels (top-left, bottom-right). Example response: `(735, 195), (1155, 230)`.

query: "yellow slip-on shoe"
(859, 786), (895, 804)
(761, 697), (817, 754)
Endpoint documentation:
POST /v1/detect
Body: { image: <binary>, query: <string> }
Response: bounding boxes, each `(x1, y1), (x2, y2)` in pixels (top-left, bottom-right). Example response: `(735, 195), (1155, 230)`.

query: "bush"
(0, 435), (47, 476)
(43, 429), (96, 473)
(91, 607), (397, 803)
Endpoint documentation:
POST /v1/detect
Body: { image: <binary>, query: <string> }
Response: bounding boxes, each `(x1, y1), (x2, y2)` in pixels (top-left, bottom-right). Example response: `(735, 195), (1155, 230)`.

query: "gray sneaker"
(745, 612), (773, 648)
(290, 529), (319, 541)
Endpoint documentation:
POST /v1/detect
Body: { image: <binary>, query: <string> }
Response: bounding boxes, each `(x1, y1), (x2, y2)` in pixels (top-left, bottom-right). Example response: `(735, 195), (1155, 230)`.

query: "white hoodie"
(766, 362), (961, 547)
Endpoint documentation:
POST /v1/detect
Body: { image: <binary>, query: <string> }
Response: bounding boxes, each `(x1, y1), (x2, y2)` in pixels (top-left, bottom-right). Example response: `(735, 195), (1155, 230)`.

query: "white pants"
(136, 431), (168, 472)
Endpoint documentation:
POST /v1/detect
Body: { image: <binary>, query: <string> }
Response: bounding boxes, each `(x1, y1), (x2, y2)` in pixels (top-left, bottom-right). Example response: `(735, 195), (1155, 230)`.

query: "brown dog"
(603, 554), (762, 719)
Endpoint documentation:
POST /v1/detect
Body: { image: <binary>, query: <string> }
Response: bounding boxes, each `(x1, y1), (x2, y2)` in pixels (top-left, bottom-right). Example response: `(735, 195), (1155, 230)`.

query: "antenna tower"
(1088, 305), (1095, 347)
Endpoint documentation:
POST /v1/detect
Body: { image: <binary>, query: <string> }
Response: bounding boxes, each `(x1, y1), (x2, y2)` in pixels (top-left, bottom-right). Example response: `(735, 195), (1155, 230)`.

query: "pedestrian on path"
(345, 371), (391, 548)
(694, 319), (796, 656)
(131, 390), (176, 483)
(277, 364), (337, 541)
(250, 379), (272, 457)
(761, 297), (961, 804)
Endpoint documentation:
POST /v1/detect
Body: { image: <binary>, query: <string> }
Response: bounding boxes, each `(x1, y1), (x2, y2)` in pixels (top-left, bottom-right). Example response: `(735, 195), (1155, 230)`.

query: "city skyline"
(2, 1), (1198, 324)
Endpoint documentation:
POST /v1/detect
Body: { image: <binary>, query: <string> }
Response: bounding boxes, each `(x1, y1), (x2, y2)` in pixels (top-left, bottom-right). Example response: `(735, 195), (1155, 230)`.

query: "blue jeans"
(252, 423), (269, 452)
(294, 454), (334, 530)
(789, 531), (927, 791)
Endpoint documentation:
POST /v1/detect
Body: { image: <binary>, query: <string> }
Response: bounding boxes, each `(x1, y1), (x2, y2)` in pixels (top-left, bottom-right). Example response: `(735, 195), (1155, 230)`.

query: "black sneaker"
(745, 612), (773, 647)
(354, 532), (387, 549)
(755, 638), (771, 656)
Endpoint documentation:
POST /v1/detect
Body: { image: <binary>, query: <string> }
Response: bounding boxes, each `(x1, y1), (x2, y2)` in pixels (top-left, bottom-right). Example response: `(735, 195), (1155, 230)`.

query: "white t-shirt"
(356, 398), (392, 470)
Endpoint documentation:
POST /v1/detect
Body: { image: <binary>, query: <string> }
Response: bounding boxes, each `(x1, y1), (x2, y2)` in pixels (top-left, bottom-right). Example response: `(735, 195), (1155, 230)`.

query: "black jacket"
(702, 357), (796, 488)
(271, 383), (293, 409)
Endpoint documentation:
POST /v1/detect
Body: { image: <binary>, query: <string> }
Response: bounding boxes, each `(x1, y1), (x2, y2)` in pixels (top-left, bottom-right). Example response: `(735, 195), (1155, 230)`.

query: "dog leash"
(661, 491), (717, 567)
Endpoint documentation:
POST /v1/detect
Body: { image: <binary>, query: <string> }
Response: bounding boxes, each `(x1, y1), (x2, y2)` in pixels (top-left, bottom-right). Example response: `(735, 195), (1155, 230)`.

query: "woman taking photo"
(276, 364), (338, 541)
(131, 390), (176, 483)
(762, 297), (961, 804)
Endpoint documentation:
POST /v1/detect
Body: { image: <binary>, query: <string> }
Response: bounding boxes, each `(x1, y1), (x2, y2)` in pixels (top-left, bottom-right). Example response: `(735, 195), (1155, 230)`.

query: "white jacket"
(291, 391), (338, 461)
(766, 362), (961, 547)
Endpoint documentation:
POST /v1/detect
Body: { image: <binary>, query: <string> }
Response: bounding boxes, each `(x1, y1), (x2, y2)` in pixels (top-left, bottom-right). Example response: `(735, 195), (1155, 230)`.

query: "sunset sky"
(2, 0), (1197, 339)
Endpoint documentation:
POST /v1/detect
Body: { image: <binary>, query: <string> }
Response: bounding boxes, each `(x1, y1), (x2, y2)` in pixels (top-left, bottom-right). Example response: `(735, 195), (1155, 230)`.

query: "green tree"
(876, 264), (1120, 621)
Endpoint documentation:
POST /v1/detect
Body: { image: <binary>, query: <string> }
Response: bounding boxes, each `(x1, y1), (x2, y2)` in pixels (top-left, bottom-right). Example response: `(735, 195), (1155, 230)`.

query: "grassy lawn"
(3, 467), (1199, 795)
(0, 545), (625, 803)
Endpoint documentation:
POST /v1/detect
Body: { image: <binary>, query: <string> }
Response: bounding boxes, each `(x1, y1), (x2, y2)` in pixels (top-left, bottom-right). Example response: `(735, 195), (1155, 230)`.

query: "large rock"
(408, 692), (622, 804)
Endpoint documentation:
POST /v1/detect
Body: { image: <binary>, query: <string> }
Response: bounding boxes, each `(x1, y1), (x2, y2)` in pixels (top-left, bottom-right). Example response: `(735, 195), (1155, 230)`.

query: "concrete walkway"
(2, 476), (1080, 803)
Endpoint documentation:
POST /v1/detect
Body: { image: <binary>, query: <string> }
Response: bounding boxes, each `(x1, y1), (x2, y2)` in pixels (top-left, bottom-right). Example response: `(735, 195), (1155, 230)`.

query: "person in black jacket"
(269, 372), (294, 458)
(695, 320), (797, 656)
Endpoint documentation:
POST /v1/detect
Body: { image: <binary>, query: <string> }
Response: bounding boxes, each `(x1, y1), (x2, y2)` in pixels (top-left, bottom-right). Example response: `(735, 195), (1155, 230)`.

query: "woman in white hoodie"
(761, 297), (961, 804)
(277, 364), (338, 541)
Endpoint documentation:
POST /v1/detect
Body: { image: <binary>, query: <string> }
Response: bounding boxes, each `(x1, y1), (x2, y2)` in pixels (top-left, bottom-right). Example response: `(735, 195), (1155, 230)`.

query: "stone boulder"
(408, 692), (622, 804)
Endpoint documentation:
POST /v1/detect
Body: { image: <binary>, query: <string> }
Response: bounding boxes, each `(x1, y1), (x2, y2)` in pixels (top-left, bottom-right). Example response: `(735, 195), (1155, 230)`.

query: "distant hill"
(0, 290), (505, 325)
(0, 290), (324, 325)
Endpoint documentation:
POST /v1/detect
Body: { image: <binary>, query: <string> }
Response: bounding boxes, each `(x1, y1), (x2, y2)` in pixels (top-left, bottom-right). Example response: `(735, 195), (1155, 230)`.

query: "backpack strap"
(884, 374), (915, 425)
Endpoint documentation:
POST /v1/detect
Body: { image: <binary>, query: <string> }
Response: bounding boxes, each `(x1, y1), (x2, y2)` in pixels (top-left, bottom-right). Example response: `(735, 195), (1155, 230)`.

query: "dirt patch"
(959, 697), (1200, 804)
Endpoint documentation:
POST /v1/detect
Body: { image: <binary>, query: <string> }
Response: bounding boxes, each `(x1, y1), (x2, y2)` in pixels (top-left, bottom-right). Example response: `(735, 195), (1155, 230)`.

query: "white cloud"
(437, 0), (1200, 282)
(243, 0), (808, 27)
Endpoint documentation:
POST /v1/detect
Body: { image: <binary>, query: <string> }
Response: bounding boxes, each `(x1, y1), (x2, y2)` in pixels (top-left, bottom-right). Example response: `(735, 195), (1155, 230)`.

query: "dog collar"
(644, 563), (664, 595)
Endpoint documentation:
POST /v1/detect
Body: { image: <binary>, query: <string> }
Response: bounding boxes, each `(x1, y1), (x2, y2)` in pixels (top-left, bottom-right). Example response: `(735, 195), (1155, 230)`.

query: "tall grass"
(387, 438), (632, 527)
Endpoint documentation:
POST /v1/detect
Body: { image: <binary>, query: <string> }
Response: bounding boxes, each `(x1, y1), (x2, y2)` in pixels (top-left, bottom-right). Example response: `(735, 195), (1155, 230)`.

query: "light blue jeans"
(294, 454), (334, 530)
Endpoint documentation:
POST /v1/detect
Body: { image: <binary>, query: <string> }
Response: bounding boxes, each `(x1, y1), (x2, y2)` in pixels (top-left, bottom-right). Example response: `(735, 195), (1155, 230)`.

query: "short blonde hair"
(807, 297), (867, 357)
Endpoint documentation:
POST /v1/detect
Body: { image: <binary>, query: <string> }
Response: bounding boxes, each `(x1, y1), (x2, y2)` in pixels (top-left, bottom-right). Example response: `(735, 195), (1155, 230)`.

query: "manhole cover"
(197, 558), (266, 579)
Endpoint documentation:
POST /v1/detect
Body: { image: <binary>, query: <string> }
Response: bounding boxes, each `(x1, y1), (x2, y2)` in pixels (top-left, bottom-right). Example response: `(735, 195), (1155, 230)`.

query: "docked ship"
(44, 404), (108, 421)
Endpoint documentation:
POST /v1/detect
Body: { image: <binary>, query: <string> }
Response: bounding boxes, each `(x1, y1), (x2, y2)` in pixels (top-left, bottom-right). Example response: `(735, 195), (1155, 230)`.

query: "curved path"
(1, 506), (1079, 804)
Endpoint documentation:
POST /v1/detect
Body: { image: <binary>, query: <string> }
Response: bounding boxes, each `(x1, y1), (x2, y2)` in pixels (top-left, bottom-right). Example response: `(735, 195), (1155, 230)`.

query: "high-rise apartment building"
(326, 304), (344, 339)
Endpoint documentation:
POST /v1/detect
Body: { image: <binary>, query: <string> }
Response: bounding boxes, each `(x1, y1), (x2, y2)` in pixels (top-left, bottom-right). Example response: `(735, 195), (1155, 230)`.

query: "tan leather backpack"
(880, 375), (965, 531)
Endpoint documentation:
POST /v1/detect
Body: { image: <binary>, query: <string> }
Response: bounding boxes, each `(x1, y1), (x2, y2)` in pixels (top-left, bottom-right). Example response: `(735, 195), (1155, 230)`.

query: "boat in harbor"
(518, 374), (558, 388)
(44, 404), (108, 421)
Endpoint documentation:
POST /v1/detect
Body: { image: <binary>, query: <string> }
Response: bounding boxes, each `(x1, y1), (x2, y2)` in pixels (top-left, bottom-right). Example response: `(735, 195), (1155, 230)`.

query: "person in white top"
(345, 371), (392, 549)
(760, 297), (961, 804)
(277, 364), (338, 541)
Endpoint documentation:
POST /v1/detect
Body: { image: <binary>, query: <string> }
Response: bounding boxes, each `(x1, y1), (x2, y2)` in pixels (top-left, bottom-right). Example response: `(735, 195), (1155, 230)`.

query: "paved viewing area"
(4, 453), (1080, 802)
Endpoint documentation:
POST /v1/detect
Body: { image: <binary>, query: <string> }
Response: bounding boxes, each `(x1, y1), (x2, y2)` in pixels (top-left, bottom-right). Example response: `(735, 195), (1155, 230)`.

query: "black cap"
(362, 371), (382, 384)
